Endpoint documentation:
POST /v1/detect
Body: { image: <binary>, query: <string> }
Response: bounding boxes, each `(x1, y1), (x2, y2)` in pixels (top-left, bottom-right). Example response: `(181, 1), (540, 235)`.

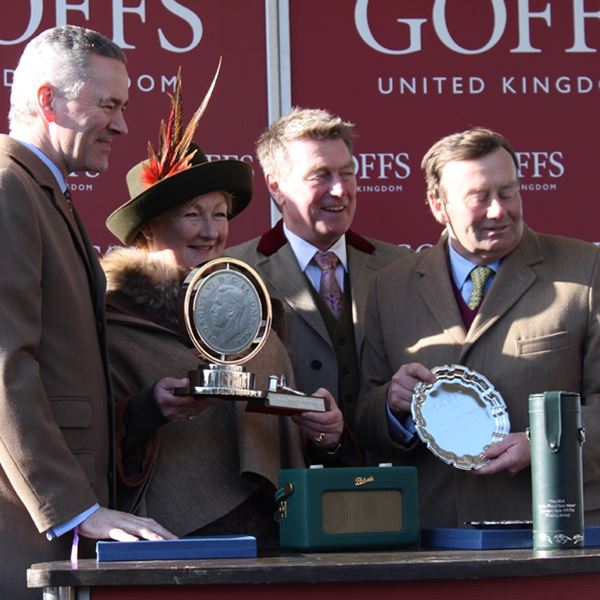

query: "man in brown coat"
(0, 25), (172, 599)
(356, 127), (600, 527)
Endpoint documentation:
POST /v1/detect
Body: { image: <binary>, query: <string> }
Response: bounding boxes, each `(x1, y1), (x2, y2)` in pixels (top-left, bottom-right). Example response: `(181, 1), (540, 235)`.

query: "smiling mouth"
(483, 223), (511, 233)
(189, 245), (215, 253)
(321, 205), (345, 213)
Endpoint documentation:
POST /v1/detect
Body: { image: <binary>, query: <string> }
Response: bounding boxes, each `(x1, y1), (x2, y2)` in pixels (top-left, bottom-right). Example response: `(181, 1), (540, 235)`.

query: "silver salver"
(176, 257), (324, 411)
(411, 364), (510, 470)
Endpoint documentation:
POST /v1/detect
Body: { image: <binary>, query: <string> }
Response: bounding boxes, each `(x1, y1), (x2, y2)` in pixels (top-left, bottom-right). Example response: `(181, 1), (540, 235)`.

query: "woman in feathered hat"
(101, 69), (342, 546)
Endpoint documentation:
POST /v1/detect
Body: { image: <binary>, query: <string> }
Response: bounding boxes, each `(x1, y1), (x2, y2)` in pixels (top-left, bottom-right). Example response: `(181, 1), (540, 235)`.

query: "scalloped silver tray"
(411, 364), (510, 470)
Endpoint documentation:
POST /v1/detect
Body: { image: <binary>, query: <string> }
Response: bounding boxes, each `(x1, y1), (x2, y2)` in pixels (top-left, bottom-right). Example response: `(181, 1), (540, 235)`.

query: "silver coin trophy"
(176, 257), (325, 413)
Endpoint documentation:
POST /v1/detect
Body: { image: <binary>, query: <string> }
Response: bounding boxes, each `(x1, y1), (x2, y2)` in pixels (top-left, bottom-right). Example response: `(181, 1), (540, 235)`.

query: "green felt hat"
(106, 143), (253, 245)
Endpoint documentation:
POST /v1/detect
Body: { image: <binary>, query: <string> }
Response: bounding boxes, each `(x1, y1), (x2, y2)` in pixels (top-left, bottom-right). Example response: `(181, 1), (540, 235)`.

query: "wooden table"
(28, 547), (600, 599)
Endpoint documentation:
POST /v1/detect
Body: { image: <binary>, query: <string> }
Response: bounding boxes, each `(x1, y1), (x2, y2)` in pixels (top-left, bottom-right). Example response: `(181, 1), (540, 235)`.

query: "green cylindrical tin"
(528, 391), (585, 549)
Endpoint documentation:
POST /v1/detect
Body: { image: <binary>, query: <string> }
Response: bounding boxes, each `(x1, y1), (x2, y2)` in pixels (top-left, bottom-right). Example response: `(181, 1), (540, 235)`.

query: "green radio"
(275, 465), (419, 550)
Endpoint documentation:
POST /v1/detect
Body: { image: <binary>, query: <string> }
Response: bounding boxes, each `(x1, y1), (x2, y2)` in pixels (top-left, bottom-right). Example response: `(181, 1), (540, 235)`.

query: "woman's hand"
(153, 377), (217, 422)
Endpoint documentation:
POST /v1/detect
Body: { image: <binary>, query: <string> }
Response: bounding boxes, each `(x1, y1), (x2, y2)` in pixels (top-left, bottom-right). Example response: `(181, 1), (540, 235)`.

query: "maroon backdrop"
(1, 0), (599, 250)
(290, 0), (600, 247)
(0, 0), (270, 250)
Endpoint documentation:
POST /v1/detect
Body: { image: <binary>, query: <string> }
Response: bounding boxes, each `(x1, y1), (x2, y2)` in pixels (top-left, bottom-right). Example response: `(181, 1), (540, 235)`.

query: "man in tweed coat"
(0, 25), (172, 599)
(356, 127), (600, 527)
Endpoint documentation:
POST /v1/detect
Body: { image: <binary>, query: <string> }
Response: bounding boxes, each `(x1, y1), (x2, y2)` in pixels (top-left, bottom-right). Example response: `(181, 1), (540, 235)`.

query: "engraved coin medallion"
(181, 257), (271, 365)
(192, 269), (262, 355)
(177, 257), (325, 411)
(411, 364), (510, 470)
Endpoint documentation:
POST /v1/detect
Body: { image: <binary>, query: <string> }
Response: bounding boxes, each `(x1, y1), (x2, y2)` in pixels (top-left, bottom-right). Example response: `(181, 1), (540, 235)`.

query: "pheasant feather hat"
(106, 62), (253, 245)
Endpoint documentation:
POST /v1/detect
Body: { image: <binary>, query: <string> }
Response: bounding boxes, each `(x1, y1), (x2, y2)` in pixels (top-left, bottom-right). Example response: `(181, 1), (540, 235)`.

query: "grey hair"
(421, 127), (519, 200)
(256, 106), (354, 179)
(9, 25), (126, 130)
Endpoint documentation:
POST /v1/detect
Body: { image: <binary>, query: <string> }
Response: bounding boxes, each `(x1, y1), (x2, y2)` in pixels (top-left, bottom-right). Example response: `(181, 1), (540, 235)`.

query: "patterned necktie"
(313, 251), (344, 318)
(467, 265), (493, 309)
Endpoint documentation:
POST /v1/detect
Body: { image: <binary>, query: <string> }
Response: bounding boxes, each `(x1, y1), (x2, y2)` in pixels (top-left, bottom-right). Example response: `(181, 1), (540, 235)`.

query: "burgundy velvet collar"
(256, 220), (375, 256)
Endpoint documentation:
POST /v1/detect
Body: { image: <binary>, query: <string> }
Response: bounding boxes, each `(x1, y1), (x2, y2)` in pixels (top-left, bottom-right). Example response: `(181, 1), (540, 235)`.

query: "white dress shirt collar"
(447, 241), (500, 302)
(12, 136), (68, 193)
(283, 223), (348, 273)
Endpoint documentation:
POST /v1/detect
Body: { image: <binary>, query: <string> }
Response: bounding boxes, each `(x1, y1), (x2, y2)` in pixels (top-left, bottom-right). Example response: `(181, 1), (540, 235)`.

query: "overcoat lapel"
(8, 138), (101, 299)
(417, 239), (467, 346)
(418, 228), (541, 362)
(348, 247), (378, 351)
(462, 227), (540, 354)
(257, 244), (331, 345)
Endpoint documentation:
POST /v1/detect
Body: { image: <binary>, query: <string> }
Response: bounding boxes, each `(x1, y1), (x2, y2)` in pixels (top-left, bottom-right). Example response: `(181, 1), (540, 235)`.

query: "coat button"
(310, 360), (322, 370)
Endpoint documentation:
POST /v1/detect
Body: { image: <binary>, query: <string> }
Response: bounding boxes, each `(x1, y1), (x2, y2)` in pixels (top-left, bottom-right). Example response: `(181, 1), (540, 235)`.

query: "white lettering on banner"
(69, 171), (100, 179)
(65, 153), (252, 195)
(516, 152), (565, 178)
(158, 0), (203, 53)
(112, 0), (145, 49)
(512, 0), (551, 53)
(205, 154), (254, 163)
(127, 73), (178, 93)
(56, 0), (90, 25)
(416, 244), (434, 253)
(0, 0), (203, 52)
(354, 0), (600, 55)
(519, 183), (558, 191)
(2, 68), (183, 96)
(502, 75), (599, 94)
(0, 0), (42, 44)
(357, 184), (404, 193)
(68, 183), (94, 192)
(376, 75), (600, 96)
(354, 0), (426, 55)
(378, 76), (485, 95)
(569, 0), (600, 52)
(353, 153), (411, 180)
(432, 0), (506, 55)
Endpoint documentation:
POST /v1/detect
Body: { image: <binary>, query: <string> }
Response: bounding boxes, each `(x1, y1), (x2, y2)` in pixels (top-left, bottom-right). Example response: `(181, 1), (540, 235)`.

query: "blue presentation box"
(96, 534), (257, 562)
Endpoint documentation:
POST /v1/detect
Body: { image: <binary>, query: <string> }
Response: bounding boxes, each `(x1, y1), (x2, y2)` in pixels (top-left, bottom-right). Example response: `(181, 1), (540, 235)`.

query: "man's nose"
(110, 110), (128, 136)
(486, 197), (505, 218)
(329, 173), (345, 196)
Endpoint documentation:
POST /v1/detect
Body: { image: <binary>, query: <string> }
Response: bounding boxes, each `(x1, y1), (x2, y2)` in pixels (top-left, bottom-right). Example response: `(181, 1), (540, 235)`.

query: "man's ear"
(428, 192), (447, 225)
(265, 173), (284, 209)
(37, 84), (56, 123)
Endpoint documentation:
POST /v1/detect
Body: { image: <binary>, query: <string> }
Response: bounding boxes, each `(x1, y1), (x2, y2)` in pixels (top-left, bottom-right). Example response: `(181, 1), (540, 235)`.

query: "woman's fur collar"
(102, 246), (186, 328)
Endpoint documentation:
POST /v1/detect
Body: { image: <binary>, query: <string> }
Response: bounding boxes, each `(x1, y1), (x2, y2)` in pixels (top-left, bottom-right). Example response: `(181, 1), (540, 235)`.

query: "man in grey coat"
(227, 108), (408, 459)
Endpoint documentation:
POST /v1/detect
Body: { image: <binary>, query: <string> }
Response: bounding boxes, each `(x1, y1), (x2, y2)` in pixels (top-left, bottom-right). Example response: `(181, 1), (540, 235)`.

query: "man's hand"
(475, 432), (530, 476)
(78, 507), (177, 541)
(153, 377), (217, 422)
(292, 388), (343, 449)
(387, 362), (435, 414)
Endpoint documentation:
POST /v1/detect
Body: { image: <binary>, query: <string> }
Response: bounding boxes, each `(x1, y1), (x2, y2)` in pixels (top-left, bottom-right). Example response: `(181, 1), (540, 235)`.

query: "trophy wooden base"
(174, 364), (326, 415)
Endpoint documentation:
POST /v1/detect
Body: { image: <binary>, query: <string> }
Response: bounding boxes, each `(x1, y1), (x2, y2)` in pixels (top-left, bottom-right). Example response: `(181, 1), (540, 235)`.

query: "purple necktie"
(313, 251), (343, 318)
